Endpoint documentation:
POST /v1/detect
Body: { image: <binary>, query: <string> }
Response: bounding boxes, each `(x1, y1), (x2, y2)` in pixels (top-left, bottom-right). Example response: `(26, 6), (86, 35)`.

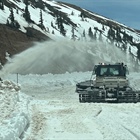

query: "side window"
(92, 66), (97, 75)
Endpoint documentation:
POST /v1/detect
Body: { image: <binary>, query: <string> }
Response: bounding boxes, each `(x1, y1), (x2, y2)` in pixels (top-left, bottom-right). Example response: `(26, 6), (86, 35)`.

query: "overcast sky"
(55, 0), (140, 30)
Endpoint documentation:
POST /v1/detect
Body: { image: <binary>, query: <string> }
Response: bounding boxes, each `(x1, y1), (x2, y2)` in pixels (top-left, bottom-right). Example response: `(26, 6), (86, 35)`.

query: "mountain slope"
(0, 24), (50, 65)
(0, 0), (140, 71)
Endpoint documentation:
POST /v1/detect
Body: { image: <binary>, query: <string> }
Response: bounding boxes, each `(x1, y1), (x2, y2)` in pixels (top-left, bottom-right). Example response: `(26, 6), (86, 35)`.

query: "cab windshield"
(95, 65), (126, 76)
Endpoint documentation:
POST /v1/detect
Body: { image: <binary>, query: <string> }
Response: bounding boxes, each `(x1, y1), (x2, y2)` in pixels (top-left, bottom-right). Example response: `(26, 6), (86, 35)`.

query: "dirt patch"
(0, 24), (51, 65)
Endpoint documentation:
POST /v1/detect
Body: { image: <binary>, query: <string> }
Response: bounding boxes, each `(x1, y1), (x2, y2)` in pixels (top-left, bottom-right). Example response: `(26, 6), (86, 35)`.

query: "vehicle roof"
(95, 63), (125, 66)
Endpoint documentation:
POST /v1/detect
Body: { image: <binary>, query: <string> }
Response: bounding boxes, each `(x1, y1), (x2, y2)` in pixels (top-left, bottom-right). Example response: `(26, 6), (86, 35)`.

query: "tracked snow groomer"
(76, 63), (140, 103)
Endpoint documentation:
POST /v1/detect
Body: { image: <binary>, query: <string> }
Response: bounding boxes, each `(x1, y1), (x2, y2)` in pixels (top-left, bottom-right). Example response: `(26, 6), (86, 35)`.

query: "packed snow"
(1, 70), (140, 140)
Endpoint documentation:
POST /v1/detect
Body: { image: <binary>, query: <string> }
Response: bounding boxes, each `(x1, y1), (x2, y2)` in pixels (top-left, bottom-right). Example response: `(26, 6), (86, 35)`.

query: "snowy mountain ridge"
(0, 0), (140, 65)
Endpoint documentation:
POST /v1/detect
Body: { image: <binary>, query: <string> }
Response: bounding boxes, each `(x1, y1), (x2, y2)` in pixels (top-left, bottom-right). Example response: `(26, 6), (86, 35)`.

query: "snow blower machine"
(76, 63), (140, 103)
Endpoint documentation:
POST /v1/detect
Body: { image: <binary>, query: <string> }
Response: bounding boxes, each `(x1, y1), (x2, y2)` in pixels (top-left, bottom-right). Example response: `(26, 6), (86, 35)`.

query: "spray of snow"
(0, 40), (136, 77)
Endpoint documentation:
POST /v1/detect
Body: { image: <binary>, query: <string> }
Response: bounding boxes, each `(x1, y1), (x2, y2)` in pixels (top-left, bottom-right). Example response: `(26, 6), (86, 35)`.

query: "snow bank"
(0, 80), (30, 140)
(0, 113), (28, 140)
(6, 71), (92, 87)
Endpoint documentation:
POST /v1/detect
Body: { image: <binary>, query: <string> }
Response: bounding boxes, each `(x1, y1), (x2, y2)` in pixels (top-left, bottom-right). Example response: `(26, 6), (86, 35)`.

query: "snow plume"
(0, 40), (135, 76)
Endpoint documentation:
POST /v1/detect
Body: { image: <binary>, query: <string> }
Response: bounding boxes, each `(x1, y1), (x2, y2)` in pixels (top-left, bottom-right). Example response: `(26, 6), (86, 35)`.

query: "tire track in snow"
(94, 108), (102, 117)
(122, 125), (140, 140)
(23, 104), (47, 140)
(92, 104), (140, 140)
(22, 85), (104, 140)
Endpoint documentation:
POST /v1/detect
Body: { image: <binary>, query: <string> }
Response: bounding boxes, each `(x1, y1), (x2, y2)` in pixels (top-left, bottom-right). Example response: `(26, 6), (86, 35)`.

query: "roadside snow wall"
(0, 80), (30, 140)
(0, 113), (29, 140)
